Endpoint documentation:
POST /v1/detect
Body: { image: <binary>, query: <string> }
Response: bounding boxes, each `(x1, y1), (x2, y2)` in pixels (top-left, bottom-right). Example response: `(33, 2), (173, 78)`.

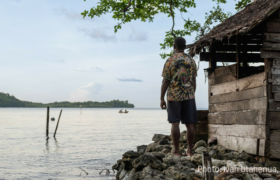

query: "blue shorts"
(167, 99), (198, 124)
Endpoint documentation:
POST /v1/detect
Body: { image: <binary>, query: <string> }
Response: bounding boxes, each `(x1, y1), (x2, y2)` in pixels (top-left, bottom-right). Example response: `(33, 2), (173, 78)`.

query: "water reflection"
(54, 138), (60, 153)
(45, 138), (49, 154)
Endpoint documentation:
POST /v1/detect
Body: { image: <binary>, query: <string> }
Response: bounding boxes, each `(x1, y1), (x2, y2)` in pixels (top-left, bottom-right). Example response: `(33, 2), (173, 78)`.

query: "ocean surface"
(0, 108), (182, 180)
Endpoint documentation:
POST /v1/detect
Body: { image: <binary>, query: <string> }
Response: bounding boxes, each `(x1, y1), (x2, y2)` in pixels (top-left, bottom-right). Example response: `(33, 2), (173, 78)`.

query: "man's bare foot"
(172, 152), (181, 157)
(182, 152), (193, 157)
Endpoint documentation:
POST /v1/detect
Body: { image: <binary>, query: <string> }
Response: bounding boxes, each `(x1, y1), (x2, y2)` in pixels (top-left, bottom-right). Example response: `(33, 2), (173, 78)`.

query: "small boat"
(51, 117), (55, 121)
(119, 110), (129, 113)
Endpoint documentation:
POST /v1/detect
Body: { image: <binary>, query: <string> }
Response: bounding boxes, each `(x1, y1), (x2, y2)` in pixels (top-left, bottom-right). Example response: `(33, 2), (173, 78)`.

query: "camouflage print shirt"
(162, 53), (197, 101)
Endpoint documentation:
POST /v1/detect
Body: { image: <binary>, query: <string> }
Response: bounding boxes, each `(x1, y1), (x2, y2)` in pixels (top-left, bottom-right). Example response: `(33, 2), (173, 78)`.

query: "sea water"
(0, 108), (177, 180)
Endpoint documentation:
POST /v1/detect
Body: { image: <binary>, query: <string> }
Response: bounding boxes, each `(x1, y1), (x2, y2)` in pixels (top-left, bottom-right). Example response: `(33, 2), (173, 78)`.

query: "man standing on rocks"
(160, 37), (198, 157)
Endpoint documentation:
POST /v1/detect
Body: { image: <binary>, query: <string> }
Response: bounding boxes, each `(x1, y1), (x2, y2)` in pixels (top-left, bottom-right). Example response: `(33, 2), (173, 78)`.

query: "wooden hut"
(186, 0), (280, 159)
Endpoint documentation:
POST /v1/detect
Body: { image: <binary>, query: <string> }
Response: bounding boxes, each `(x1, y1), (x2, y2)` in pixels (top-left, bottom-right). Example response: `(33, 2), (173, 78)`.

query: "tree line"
(0, 92), (134, 108)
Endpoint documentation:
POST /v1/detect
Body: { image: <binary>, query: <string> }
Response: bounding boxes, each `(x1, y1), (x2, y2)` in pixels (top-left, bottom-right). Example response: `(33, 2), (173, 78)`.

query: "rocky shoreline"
(112, 131), (280, 180)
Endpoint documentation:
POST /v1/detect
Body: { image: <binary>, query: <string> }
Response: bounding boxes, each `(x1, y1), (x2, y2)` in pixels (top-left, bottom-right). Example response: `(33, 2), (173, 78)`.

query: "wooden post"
(265, 58), (274, 102)
(202, 151), (214, 180)
(236, 35), (241, 79)
(53, 109), (63, 138)
(46, 106), (49, 137)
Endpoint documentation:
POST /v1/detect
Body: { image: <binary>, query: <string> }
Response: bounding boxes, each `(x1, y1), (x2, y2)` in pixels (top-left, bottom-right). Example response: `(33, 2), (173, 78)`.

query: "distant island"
(0, 92), (134, 108)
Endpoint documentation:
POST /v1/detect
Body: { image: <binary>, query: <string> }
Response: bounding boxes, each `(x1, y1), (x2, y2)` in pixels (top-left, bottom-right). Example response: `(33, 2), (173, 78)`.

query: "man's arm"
(160, 78), (170, 109)
(193, 77), (196, 93)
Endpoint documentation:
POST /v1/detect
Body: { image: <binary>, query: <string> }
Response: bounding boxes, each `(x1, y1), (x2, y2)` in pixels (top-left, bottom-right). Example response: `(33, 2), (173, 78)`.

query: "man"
(160, 37), (198, 157)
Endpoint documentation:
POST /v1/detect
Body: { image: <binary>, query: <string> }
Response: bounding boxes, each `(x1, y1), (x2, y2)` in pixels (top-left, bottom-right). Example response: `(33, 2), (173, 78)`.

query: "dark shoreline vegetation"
(0, 92), (134, 108)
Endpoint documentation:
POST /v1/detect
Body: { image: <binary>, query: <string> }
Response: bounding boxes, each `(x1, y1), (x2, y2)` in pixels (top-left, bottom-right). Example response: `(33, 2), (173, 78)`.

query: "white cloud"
(54, 7), (88, 21)
(69, 83), (104, 102)
(74, 67), (103, 72)
(78, 28), (116, 42)
(128, 28), (148, 42)
(117, 78), (142, 82)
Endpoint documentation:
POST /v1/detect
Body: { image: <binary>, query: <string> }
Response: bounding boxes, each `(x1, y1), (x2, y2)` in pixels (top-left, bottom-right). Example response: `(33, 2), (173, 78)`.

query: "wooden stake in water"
(53, 109), (63, 138)
(46, 106), (50, 137)
(80, 105), (82, 114)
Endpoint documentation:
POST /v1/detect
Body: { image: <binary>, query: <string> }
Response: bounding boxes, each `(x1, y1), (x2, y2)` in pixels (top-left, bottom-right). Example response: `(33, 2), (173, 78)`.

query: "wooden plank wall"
(208, 66), (268, 155)
(261, 10), (280, 159)
(195, 110), (209, 143)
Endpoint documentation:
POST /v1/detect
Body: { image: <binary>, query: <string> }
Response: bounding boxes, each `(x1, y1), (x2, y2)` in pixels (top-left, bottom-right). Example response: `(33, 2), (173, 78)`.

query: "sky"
(0, 0), (239, 108)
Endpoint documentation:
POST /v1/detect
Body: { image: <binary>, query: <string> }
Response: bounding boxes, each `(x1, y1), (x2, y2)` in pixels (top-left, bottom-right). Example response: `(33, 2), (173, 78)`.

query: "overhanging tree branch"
(123, 0), (132, 18)
(169, 0), (176, 38)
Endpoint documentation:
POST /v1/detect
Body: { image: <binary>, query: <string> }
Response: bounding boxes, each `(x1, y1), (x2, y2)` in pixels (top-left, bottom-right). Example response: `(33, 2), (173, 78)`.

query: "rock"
(133, 154), (164, 171)
(180, 143), (188, 149)
(152, 134), (170, 142)
(162, 148), (171, 154)
(164, 165), (196, 180)
(146, 152), (165, 162)
(112, 159), (122, 171)
(138, 166), (168, 180)
(122, 151), (140, 171)
(179, 131), (188, 142)
(195, 170), (203, 178)
(212, 145), (226, 154)
(137, 145), (147, 154)
(154, 145), (172, 152)
(122, 161), (133, 172)
(193, 140), (207, 150)
(181, 156), (191, 161)
(126, 168), (136, 180)
(181, 161), (196, 168)
(146, 142), (157, 152)
(195, 146), (207, 154)
(226, 160), (248, 168)
(163, 166), (182, 180)
(163, 153), (181, 166)
(141, 166), (153, 179)
(236, 161), (248, 168)
(208, 137), (217, 146)
(242, 173), (262, 180)
(265, 161), (280, 171)
(122, 151), (140, 159)
(239, 150), (250, 161)
(119, 169), (127, 180)
(212, 159), (227, 167)
(157, 139), (170, 145)
(116, 164), (123, 179)
(226, 160), (237, 168)
(223, 152), (239, 160)
(248, 156), (257, 163)
(228, 178), (239, 180)
(209, 149), (222, 159)
(251, 163), (263, 167)
(190, 153), (202, 166)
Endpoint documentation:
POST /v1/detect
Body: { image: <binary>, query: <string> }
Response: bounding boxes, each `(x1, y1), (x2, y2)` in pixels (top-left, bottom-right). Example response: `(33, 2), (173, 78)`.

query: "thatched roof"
(187, 0), (280, 55)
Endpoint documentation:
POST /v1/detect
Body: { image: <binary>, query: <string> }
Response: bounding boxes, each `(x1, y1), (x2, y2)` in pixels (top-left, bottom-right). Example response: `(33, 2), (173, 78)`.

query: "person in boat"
(160, 37), (198, 157)
(124, 109), (128, 113)
(119, 109), (123, 113)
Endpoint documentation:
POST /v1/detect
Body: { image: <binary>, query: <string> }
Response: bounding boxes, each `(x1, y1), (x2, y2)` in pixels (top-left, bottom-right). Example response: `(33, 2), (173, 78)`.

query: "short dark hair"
(174, 37), (186, 50)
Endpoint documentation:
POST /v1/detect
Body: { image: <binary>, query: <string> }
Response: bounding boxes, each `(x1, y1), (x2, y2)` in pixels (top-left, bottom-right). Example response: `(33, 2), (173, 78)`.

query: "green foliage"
(82, 0), (196, 33)
(235, 0), (252, 11)
(82, 0), (253, 58)
(195, 5), (232, 41)
(0, 92), (134, 108)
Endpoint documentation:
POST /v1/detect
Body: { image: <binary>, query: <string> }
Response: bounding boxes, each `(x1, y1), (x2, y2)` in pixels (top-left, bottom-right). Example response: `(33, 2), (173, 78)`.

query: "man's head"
(174, 37), (186, 52)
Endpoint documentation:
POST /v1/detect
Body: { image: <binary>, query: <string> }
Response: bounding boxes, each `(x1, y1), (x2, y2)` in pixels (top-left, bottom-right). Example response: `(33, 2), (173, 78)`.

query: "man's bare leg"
(171, 122), (180, 156)
(185, 123), (195, 156)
